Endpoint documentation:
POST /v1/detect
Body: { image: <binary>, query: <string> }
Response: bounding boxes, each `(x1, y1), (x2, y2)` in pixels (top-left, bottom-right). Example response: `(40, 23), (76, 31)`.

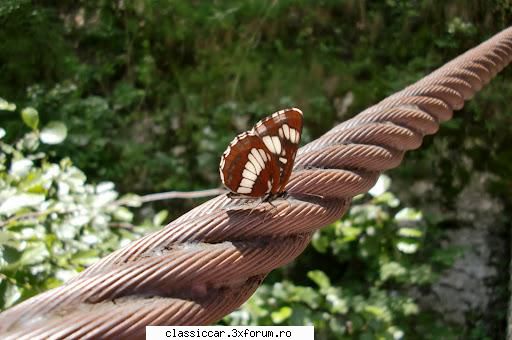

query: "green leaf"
(153, 210), (169, 226)
(71, 250), (100, 266)
(270, 306), (292, 323)
(1, 281), (21, 309)
(409, 265), (434, 284)
(40, 121), (67, 144)
(364, 305), (386, 319)
(307, 270), (331, 290)
(340, 224), (362, 242)
(395, 208), (422, 222)
(9, 158), (33, 177)
(53, 269), (77, 283)
(290, 286), (320, 308)
(0, 245), (23, 264)
(288, 304), (313, 325)
(21, 107), (39, 130)
(96, 181), (115, 193)
(114, 207), (134, 222)
(19, 243), (50, 265)
(398, 227), (423, 238)
(368, 174), (390, 196)
(373, 192), (400, 207)
(389, 327), (405, 340)
(311, 231), (329, 253)
(380, 262), (406, 281)
(401, 300), (419, 315)
(328, 317), (347, 335)
(0, 193), (45, 215)
(0, 98), (16, 111)
(326, 292), (348, 314)
(396, 241), (419, 254)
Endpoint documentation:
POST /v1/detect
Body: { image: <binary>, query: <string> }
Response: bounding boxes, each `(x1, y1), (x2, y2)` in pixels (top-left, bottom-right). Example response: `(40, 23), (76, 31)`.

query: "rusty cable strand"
(1, 28), (512, 339)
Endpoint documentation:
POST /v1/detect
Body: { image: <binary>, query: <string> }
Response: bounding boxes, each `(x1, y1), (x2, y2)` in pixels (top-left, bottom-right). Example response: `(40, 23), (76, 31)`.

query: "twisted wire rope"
(2, 28), (512, 339)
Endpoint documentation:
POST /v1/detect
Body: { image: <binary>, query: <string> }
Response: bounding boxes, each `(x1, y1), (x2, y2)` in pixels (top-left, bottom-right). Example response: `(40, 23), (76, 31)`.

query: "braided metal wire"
(2, 28), (512, 339)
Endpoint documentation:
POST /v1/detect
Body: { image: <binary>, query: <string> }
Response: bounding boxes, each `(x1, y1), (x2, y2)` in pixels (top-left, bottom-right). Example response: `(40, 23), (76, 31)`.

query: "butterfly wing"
(220, 132), (279, 197)
(253, 108), (303, 193)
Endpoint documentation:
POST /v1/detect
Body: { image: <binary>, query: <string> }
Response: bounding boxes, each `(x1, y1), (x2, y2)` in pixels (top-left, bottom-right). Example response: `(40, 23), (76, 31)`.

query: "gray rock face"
(407, 173), (507, 331)
(430, 228), (500, 324)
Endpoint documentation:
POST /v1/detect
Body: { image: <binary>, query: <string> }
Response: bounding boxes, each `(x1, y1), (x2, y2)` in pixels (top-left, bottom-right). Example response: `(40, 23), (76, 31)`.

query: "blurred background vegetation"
(1, 0), (512, 339)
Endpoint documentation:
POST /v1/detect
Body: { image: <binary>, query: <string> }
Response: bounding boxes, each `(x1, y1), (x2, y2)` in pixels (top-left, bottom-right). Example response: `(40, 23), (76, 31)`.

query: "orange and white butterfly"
(220, 108), (303, 199)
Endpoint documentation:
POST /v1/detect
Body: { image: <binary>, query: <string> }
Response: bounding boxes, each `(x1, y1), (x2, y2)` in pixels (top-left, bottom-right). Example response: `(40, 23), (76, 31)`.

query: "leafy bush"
(0, 98), (166, 310)
(225, 176), (461, 339)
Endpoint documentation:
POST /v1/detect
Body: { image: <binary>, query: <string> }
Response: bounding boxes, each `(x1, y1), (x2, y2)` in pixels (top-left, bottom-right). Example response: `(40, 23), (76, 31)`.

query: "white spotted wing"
(220, 108), (303, 197)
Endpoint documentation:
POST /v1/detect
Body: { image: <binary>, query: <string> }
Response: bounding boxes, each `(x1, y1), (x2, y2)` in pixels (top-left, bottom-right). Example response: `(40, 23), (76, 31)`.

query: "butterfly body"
(220, 108), (303, 199)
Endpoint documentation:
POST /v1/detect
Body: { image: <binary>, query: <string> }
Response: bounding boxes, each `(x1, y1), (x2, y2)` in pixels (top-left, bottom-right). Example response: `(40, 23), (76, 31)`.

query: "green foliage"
(0, 101), (165, 310)
(225, 175), (460, 339)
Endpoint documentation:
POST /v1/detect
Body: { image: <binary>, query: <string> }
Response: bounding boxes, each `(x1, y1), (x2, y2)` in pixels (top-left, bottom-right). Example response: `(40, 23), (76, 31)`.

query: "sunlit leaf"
(114, 207), (134, 222)
(1, 282), (21, 309)
(9, 158), (33, 177)
(401, 300), (419, 315)
(21, 107), (39, 130)
(374, 192), (400, 207)
(152, 210), (168, 226)
(93, 190), (118, 207)
(270, 306), (292, 323)
(290, 286), (320, 309)
(368, 175), (391, 196)
(340, 224), (362, 242)
(81, 234), (99, 245)
(328, 317), (347, 335)
(0, 193), (45, 215)
(96, 181), (115, 193)
(40, 121), (67, 144)
(54, 269), (78, 283)
(380, 262), (406, 281)
(397, 241), (419, 254)
(395, 208), (422, 222)
(307, 270), (331, 290)
(397, 227), (423, 238)
(326, 292), (348, 314)
(72, 250), (100, 266)
(0, 98), (16, 111)
(68, 215), (90, 227)
(19, 244), (49, 265)
(54, 223), (79, 240)
(364, 305), (386, 320)
(390, 327), (405, 339)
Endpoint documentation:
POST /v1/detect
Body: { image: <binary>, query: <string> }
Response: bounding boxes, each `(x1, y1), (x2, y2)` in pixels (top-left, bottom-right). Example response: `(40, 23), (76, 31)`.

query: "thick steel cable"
(1, 28), (512, 339)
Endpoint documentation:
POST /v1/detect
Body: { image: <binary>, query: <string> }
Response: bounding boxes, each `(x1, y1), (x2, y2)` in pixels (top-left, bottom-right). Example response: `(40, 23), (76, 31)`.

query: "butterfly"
(219, 108), (303, 199)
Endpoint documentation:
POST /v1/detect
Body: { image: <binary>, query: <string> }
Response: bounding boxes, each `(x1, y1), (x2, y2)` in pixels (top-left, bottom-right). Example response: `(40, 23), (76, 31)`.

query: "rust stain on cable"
(2, 27), (512, 339)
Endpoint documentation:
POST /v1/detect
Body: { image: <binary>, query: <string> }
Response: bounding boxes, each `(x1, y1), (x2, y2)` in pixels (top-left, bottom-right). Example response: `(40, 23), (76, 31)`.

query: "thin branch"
(139, 188), (227, 203)
(0, 188), (227, 228)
